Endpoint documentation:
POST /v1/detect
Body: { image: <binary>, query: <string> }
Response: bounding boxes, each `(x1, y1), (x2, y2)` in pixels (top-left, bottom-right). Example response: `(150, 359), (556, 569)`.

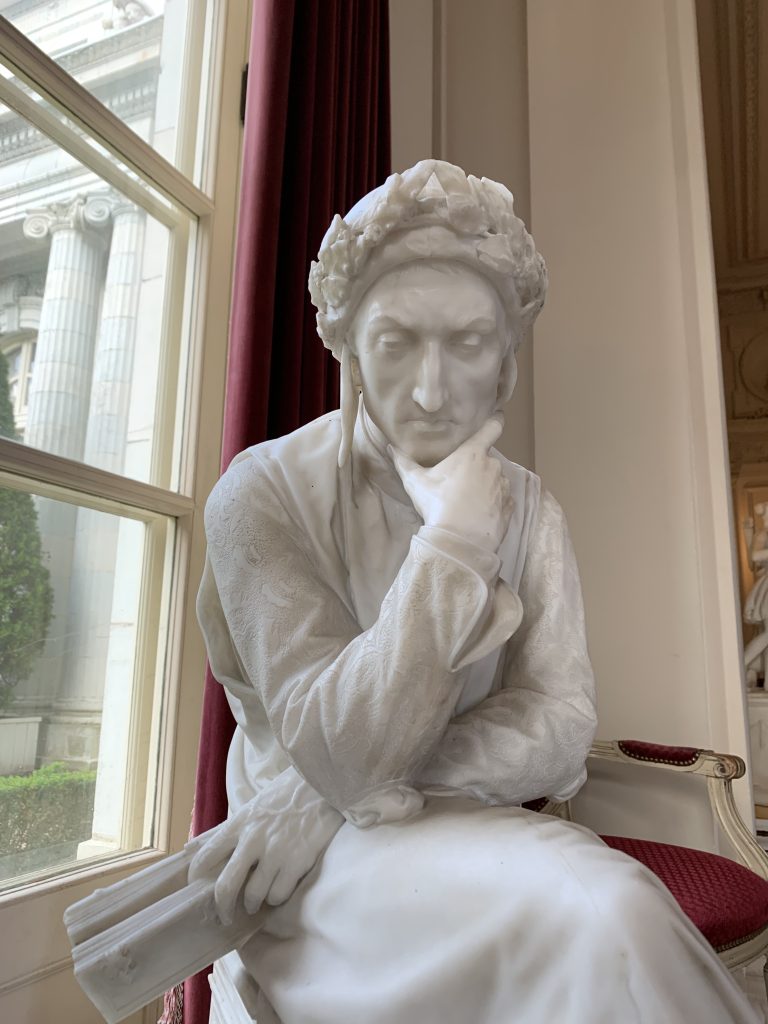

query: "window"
(0, 0), (248, 1014)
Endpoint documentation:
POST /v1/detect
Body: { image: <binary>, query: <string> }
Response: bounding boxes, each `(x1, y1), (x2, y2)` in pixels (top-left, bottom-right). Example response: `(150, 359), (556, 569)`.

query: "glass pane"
(0, 0), (197, 176)
(0, 107), (189, 487)
(5, 345), (20, 379)
(0, 483), (169, 891)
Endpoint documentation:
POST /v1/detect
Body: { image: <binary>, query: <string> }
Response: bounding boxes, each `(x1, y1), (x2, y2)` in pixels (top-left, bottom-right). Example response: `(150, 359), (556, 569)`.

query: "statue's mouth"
(408, 419), (452, 431)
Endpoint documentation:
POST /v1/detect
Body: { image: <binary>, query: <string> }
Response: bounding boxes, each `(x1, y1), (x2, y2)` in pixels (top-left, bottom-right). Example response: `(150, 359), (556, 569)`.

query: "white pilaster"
(209, 953), (262, 1024)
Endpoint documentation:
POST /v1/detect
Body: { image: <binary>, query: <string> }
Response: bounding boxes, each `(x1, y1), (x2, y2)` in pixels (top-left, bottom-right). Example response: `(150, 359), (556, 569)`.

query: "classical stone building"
(0, 0), (176, 789)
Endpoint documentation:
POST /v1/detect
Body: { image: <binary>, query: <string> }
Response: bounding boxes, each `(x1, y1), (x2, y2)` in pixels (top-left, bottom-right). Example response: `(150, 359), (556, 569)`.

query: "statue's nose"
(412, 343), (446, 413)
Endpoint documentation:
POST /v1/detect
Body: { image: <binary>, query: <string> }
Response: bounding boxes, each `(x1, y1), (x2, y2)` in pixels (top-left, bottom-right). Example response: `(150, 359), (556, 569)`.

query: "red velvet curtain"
(183, 3), (390, 1021)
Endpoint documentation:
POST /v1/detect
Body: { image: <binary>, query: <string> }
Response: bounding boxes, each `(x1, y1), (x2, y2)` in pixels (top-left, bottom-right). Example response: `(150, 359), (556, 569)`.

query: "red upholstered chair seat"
(601, 835), (768, 951)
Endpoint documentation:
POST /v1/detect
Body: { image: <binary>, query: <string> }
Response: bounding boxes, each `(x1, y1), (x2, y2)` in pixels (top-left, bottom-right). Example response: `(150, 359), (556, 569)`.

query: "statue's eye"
(376, 331), (411, 353)
(451, 331), (483, 354)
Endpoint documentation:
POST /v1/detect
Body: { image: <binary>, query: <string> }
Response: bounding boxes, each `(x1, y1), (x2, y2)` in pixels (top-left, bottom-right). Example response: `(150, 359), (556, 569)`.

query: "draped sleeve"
(202, 452), (525, 826)
(417, 489), (598, 804)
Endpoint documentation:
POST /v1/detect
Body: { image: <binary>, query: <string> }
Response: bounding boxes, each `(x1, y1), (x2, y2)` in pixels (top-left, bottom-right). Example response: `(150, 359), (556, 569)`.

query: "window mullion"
(0, 15), (213, 219)
(151, 220), (192, 493)
(120, 516), (175, 852)
(0, 439), (194, 518)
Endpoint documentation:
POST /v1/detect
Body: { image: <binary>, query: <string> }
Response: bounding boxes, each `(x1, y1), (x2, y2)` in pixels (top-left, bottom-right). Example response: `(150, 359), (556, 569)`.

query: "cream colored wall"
(389, 0), (534, 469)
(528, 0), (751, 848)
(389, 0), (433, 174)
(390, 0), (752, 853)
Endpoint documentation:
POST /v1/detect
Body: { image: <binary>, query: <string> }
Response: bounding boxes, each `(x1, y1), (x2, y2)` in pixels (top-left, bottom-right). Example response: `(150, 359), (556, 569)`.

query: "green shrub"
(0, 763), (97, 856)
(0, 350), (54, 710)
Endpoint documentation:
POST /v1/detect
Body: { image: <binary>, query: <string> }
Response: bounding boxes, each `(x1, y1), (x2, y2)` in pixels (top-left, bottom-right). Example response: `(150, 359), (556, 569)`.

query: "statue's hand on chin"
(390, 416), (513, 554)
(187, 769), (344, 925)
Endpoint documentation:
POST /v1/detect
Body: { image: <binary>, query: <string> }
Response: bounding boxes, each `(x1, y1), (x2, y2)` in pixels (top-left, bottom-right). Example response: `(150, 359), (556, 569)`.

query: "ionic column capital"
(23, 193), (117, 245)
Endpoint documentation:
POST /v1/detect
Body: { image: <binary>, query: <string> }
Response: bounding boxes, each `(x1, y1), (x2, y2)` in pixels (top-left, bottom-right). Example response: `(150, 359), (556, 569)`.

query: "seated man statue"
(193, 159), (757, 1023)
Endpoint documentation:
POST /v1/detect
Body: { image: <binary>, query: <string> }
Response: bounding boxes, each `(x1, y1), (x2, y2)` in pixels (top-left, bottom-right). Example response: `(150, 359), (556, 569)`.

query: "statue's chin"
(401, 445), (455, 469)
(397, 428), (467, 468)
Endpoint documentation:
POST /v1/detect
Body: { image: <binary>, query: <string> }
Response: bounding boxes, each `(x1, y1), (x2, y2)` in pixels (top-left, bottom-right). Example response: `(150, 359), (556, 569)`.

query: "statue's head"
(308, 159), (547, 466)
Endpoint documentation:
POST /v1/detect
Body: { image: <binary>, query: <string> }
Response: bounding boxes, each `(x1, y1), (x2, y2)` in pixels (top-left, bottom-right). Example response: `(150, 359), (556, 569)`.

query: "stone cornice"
(0, 7), (162, 68)
(57, 16), (163, 76)
(0, 68), (157, 162)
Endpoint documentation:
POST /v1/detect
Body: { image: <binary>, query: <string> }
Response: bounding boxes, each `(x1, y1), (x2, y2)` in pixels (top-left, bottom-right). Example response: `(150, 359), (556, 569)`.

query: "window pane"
(5, 345), (20, 379)
(0, 0), (198, 177)
(0, 483), (170, 891)
(0, 107), (190, 487)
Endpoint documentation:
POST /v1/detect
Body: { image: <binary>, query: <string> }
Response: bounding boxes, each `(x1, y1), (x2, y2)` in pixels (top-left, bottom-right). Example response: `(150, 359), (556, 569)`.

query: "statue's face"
(349, 261), (508, 467)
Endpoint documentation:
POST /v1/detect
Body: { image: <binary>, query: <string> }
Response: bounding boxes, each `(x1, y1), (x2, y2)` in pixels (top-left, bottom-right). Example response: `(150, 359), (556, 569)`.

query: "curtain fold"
(182, 3), (390, 1021)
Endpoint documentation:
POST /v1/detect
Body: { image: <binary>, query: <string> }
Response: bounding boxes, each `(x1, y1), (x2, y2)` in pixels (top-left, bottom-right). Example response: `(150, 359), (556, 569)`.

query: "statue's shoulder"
(495, 451), (542, 506)
(496, 453), (539, 484)
(246, 411), (342, 487)
(207, 412), (343, 523)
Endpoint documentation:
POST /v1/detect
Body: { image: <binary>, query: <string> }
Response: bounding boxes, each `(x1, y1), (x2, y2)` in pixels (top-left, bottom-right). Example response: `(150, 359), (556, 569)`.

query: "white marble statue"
(189, 160), (758, 1023)
(745, 503), (768, 687)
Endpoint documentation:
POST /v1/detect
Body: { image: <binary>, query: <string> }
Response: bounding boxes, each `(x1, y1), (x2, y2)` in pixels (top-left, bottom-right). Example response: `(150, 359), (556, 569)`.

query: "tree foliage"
(0, 351), (53, 710)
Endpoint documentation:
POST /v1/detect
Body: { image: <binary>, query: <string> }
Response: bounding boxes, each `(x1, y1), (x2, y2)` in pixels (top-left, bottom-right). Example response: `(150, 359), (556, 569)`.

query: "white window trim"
(0, 15), (214, 218)
(0, 2), (250, 1018)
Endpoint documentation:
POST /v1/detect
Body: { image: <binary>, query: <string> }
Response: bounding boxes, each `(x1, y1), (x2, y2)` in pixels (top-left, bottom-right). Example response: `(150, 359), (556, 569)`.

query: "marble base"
(209, 952), (260, 1024)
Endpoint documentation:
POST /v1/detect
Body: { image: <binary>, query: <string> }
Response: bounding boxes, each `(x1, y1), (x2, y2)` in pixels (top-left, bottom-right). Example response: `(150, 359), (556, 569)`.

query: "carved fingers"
(189, 809), (313, 924)
(215, 822), (273, 922)
(187, 774), (344, 924)
(390, 416), (513, 552)
(188, 815), (241, 882)
(187, 804), (262, 924)
(462, 415), (504, 453)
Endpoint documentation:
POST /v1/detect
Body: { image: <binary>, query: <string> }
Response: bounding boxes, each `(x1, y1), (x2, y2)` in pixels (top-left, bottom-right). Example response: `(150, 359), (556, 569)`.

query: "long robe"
(197, 409), (759, 1024)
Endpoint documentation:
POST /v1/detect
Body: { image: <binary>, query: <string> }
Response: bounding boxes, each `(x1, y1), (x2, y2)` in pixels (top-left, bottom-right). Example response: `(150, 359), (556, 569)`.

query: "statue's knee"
(592, 862), (672, 939)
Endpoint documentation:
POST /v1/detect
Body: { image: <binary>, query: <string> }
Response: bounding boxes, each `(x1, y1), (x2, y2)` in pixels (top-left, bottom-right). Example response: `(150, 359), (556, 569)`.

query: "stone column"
(64, 198), (146, 706)
(71, 201), (147, 856)
(82, 200), (146, 473)
(21, 195), (111, 756)
(23, 194), (111, 460)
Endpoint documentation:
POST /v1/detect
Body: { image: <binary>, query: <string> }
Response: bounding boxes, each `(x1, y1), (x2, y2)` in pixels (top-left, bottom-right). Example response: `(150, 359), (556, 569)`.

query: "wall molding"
(0, 954), (71, 997)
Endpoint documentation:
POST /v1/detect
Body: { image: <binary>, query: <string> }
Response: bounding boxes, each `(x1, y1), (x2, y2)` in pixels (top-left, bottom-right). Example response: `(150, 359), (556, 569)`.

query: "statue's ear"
(344, 329), (363, 387)
(496, 350), (518, 408)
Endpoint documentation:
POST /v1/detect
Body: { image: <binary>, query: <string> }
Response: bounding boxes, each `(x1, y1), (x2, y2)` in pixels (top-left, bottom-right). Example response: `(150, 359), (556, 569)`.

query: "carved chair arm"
(589, 739), (744, 780)
(587, 739), (768, 880)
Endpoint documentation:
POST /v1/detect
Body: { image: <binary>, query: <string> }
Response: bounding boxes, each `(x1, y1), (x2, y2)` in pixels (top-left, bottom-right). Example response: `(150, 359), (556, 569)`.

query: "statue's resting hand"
(188, 769), (344, 925)
(390, 417), (513, 553)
